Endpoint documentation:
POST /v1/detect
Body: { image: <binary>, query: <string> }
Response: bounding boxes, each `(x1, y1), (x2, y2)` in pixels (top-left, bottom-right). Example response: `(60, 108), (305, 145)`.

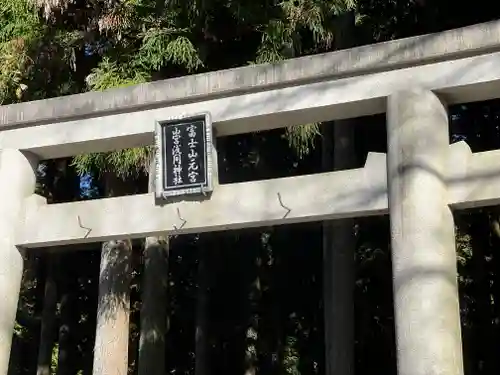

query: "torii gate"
(2, 18), (500, 375)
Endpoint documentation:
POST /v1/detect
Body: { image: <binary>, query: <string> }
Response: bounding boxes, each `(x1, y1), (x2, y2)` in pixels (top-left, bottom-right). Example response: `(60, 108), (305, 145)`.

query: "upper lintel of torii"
(0, 20), (500, 159)
(16, 142), (500, 248)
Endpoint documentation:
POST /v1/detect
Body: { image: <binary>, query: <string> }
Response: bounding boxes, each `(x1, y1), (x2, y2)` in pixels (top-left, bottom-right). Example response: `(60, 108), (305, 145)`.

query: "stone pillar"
(386, 89), (464, 375)
(0, 149), (38, 375)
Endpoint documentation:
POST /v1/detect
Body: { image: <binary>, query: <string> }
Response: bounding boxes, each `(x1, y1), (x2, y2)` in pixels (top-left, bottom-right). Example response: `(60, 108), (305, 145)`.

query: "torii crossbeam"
(16, 141), (500, 248)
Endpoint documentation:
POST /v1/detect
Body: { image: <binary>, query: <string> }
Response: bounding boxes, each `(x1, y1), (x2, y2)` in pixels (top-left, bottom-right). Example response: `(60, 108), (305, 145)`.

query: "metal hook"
(77, 215), (92, 239)
(277, 192), (291, 219)
(173, 207), (187, 230)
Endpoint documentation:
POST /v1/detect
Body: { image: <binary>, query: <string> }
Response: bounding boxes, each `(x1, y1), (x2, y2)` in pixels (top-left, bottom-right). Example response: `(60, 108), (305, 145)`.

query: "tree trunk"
(138, 159), (170, 375)
(128, 249), (142, 374)
(45, 158), (80, 375)
(92, 239), (132, 375)
(93, 174), (133, 375)
(322, 11), (357, 375)
(470, 213), (493, 375)
(57, 288), (75, 375)
(57, 257), (77, 375)
(243, 234), (262, 375)
(36, 256), (58, 375)
(195, 237), (210, 375)
(489, 213), (500, 375)
(54, 160), (83, 375)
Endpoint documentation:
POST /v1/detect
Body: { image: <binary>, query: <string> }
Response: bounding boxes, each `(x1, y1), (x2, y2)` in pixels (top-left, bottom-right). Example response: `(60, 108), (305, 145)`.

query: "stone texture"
(2, 49), (500, 160)
(387, 89), (464, 375)
(1, 20), (500, 128)
(0, 149), (38, 375)
(18, 154), (388, 247)
(16, 142), (500, 249)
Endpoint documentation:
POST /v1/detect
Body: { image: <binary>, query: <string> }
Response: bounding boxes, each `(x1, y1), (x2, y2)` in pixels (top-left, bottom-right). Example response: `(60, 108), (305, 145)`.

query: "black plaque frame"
(154, 112), (214, 200)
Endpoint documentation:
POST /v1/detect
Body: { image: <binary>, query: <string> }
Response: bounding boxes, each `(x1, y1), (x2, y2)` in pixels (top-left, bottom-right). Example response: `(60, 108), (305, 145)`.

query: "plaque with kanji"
(154, 113), (214, 199)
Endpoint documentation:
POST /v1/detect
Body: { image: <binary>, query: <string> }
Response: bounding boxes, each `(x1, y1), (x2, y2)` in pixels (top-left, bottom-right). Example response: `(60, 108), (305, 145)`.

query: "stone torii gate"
(2, 18), (500, 375)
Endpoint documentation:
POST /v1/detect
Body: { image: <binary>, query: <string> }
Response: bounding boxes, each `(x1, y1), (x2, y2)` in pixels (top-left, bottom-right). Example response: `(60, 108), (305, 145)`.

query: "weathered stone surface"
(387, 89), (464, 375)
(1, 20), (500, 128)
(17, 153), (387, 247)
(0, 149), (38, 375)
(1, 49), (500, 159)
(16, 141), (500, 249)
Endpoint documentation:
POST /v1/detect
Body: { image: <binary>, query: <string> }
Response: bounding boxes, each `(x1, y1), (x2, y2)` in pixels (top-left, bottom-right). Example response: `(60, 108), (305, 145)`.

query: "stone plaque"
(155, 113), (213, 199)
